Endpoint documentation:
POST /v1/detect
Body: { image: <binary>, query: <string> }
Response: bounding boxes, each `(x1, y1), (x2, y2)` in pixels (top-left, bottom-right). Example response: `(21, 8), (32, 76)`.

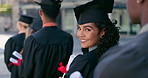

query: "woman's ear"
(99, 28), (105, 38)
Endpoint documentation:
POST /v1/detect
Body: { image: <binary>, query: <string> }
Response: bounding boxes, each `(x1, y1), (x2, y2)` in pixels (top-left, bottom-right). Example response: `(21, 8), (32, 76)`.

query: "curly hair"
(82, 20), (120, 58)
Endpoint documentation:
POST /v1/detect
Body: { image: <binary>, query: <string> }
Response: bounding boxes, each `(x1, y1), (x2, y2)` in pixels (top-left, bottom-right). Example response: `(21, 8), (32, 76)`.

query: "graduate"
(30, 17), (42, 34)
(24, 17), (43, 38)
(64, 0), (119, 78)
(4, 15), (33, 78)
(19, 0), (73, 78)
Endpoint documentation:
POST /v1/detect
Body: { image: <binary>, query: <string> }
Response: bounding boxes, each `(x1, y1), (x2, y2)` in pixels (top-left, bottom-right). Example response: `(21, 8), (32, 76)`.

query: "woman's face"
(77, 23), (104, 48)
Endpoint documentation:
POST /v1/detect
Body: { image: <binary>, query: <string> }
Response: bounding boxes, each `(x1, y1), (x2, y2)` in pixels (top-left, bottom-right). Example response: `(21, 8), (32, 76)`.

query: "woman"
(4, 15), (33, 78)
(63, 0), (120, 78)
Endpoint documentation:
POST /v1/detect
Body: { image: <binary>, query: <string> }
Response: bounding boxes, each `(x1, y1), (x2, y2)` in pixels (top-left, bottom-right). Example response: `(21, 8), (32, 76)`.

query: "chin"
(81, 46), (88, 48)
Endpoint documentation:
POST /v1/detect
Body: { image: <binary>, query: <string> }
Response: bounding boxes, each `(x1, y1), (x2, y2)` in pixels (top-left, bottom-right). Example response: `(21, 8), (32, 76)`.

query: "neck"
(140, 2), (148, 27)
(18, 30), (26, 34)
(141, 16), (148, 27)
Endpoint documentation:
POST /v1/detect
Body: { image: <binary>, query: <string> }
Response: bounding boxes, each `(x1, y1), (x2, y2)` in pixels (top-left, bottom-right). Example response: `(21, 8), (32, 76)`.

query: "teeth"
(81, 40), (86, 42)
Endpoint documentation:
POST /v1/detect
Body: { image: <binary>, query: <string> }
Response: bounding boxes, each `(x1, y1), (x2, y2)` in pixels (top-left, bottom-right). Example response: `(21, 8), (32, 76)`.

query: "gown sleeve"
(19, 36), (36, 78)
(4, 38), (17, 72)
(64, 54), (97, 78)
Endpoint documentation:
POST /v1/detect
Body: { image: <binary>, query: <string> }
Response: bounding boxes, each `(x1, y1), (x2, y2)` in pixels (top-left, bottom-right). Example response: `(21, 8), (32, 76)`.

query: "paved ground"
(0, 33), (12, 78)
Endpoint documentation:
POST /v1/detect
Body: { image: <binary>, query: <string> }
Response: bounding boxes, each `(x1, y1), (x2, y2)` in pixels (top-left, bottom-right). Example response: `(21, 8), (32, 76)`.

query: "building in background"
(0, 0), (140, 36)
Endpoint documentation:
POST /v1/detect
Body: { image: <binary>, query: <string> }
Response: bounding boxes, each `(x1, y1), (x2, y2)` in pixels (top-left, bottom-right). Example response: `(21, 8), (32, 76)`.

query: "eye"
(85, 28), (91, 31)
(77, 27), (81, 31)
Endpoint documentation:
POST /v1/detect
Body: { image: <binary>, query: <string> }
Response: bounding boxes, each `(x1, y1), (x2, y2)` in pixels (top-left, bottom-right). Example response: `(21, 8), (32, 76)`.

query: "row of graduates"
(4, 0), (120, 78)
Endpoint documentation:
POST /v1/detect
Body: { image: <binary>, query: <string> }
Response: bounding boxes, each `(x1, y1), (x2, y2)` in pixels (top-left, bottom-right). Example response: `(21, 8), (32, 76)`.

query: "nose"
(77, 30), (85, 38)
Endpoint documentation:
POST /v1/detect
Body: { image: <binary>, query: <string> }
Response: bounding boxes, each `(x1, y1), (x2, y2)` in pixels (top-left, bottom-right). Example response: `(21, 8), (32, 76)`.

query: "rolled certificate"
(9, 57), (18, 63)
(12, 51), (22, 59)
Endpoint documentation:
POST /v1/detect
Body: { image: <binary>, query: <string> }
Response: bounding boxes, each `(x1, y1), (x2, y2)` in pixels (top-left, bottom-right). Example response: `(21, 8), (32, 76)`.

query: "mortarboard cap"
(19, 15), (33, 24)
(74, 0), (114, 25)
(93, 0), (114, 13)
(30, 18), (42, 31)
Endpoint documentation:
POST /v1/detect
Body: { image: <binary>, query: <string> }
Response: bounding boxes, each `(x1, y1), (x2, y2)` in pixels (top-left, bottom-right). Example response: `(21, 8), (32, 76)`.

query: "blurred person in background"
(94, 0), (148, 78)
(4, 15), (33, 78)
(25, 17), (42, 38)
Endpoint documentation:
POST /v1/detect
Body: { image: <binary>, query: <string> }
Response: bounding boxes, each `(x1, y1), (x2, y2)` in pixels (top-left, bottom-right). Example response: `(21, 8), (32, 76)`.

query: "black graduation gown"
(20, 26), (73, 78)
(4, 33), (25, 78)
(64, 50), (98, 78)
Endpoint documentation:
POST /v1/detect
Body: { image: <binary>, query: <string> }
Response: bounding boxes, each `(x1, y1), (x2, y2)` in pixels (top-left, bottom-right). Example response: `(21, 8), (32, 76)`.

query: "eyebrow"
(83, 25), (93, 28)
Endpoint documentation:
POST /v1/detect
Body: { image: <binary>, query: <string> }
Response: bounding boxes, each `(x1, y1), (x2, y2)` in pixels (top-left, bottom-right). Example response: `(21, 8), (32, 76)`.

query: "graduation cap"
(19, 15), (33, 24)
(30, 18), (42, 32)
(35, 0), (63, 19)
(74, 0), (114, 25)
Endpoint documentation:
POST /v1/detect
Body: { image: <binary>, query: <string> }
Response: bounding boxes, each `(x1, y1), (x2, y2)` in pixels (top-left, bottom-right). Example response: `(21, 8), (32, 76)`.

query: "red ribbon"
(8, 59), (23, 67)
(57, 62), (67, 73)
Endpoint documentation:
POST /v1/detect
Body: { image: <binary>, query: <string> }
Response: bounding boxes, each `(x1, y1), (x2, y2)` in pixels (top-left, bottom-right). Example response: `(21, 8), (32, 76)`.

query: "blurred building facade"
(0, 0), (140, 36)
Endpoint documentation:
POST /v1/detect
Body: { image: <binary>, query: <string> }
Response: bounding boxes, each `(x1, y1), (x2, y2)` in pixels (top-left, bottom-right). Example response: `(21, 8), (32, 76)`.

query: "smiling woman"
(64, 0), (120, 78)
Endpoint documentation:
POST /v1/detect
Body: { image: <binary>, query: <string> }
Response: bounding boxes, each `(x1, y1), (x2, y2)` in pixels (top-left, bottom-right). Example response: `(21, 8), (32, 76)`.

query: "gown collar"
(42, 22), (57, 27)
(139, 23), (148, 34)
(89, 46), (97, 52)
(18, 31), (25, 34)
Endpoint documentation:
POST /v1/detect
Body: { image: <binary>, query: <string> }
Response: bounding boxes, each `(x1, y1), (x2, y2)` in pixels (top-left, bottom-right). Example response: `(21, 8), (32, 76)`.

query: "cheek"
(126, 0), (140, 23)
(89, 33), (100, 45)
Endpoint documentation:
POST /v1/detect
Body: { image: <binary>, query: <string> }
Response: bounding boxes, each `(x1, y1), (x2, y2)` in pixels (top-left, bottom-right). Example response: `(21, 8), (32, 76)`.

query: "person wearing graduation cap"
(30, 18), (42, 34)
(94, 0), (148, 78)
(19, 0), (73, 78)
(64, 0), (119, 78)
(25, 17), (43, 38)
(4, 14), (33, 78)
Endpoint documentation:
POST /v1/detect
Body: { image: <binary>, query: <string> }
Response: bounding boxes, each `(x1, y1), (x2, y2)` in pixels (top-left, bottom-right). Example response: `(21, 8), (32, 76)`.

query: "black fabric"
(20, 26), (73, 78)
(94, 32), (148, 78)
(4, 33), (25, 78)
(64, 50), (98, 78)
(30, 18), (42, 32)
(19, 15), (33, 24)
(74, 0), (113, 25)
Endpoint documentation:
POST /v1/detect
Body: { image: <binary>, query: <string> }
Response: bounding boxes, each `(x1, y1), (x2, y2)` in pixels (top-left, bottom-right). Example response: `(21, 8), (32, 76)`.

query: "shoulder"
(72, 55), (88, 64)
(84, 51), (98, 62)
(94, 36), (148, 78)
(11, 33), (25, 40)
(96, 33), (148, 71)
(31, 28), (73, 45)
(25, 35), (36, 44)
(74, 53), (97, 65)
(6, 33), (25, 45)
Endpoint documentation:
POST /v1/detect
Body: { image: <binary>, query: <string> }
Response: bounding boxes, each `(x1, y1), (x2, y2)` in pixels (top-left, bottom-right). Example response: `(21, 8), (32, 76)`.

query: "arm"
(4, 38), (16, 72)
(64, 55), (88, 78)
